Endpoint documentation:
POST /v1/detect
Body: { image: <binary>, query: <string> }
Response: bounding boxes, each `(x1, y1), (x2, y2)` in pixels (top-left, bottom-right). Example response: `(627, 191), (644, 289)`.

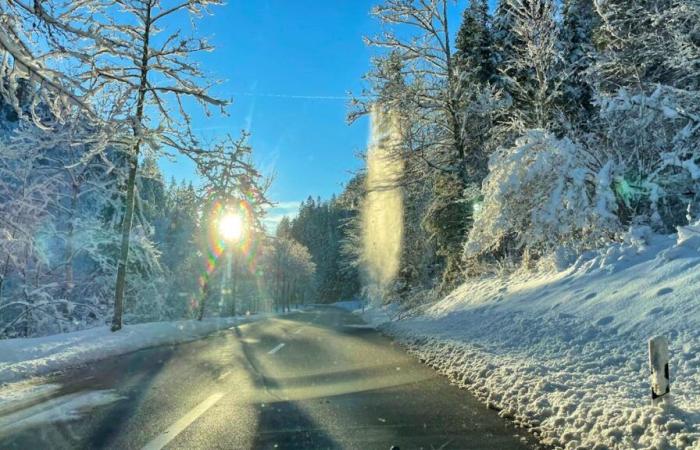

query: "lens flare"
(219, 213), (244, 242)
(190, 193), (264, 314)
(362, 105), (404, 305)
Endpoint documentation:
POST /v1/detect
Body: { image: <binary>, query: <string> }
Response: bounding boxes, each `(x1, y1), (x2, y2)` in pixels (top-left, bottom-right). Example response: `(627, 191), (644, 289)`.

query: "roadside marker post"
(648, 336), (670, 406)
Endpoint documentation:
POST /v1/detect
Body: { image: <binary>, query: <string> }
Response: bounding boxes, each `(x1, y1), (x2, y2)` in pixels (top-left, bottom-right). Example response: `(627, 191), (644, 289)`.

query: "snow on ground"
(332, 300), (365, 312)
(363, 226), (700, 450)
(0, 314), (268, 385)
(0, 386), (122, 435)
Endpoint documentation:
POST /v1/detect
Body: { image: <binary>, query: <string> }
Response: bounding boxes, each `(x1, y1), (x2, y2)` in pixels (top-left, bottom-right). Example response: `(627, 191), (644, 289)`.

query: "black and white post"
(648, 336), (670, 406)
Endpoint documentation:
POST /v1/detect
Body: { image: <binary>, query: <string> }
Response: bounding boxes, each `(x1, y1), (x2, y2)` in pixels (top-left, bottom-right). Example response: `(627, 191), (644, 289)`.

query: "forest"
(329, 0), (700, 309)
(0, 0), (316, 338)
(1, 0), (699, 338)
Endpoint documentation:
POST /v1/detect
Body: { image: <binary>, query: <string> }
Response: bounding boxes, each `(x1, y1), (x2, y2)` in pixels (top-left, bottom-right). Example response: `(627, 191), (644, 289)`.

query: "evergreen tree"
(138, 158), (167, 232)
(560, 0), (599, 128)
(159, 181), (201, 318)
(492, 0), (524, 88)
(455, 0), (494, 85)
(492, 0), (564, 139)
(288, 192), (361, 303)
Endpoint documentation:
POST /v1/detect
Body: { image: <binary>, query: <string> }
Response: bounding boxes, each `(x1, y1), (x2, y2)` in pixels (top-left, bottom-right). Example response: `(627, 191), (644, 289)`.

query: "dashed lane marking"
(217, 371), (232, 380)
(268, 343), (286, 355)
(141, 392), (224, 450)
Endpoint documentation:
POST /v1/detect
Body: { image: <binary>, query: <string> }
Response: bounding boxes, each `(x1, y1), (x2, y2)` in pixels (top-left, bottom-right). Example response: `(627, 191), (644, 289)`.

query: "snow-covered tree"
(560, 0), (599, 129)
(464, 130), (619, 264)
(455, 0), (494, 85)
(354, 1), (493, 292)
(193, 134), (270, 320)
(0, 1), (95, 122)
(357, 0), (471, 177)
(593, 0), (700, 230)
(493, 0), (565, 139)
(0, 140), (58, 336)
(267, 236), (315, 312)
(287, 192), (360, 303)
(193, 134), (270, 228)
(157, 180), (200, 318)
(40, 0), (228, 331)
(0, 99), (172, 336)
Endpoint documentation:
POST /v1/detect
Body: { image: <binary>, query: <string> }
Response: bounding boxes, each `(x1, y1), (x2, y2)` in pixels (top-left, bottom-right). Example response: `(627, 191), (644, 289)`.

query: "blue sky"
(158, 0), (381, 227)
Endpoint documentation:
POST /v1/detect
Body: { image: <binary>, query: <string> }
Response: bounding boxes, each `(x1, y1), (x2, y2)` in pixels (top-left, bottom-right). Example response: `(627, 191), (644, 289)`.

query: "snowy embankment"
(332, 300), (366, 312)
(0, 315), (262, 384)
(365, 227), (700, 450)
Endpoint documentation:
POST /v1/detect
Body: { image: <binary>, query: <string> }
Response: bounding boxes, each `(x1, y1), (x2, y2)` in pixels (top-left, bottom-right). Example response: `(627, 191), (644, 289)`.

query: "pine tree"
(560, 0), (599, 129)
(455, 0), (494, 85)
(286, 192), (362, 303)
(492, 0), (524, 88)
(138, 158), (167, 231)
(492, 0), (564, 139)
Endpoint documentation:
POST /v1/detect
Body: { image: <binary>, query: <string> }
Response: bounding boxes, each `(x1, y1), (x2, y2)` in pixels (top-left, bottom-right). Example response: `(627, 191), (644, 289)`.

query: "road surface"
(0, 306), (543, 449)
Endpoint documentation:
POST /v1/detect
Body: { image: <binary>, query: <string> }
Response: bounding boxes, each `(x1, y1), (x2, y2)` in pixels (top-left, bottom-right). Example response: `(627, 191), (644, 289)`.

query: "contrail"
(229, 92), (368, 101)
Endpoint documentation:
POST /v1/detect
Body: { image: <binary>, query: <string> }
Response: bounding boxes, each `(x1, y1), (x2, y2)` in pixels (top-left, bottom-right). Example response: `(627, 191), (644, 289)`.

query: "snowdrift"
(370, 227), (700, 449)
(0, 316), (253, 384)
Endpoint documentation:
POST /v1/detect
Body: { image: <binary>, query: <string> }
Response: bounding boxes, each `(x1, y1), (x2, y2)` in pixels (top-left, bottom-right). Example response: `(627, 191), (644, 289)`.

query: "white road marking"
(268, 343), (286, 355)
(217, 370), (232, 380)
(141, 392), (224, 450)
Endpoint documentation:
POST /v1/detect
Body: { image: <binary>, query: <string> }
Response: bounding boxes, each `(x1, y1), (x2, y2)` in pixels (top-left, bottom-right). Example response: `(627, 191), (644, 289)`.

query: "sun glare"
(219, 213), (244, 242)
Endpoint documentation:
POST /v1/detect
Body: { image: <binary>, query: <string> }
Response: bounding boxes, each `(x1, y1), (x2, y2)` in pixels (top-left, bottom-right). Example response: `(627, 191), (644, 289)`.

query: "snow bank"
(0, 387), (122, 435)
(335, 300), (400, 327)
(0, 316), (260, 384)
(368, 227), (700, 449)
(332, 300), (365, 312)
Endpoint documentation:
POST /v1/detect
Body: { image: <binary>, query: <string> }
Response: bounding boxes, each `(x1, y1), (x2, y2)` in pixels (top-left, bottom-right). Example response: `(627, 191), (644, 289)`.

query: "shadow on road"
(251, 399), (341, 450)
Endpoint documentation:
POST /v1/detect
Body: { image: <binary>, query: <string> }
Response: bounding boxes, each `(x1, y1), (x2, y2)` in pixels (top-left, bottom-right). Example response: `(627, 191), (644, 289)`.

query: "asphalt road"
(0, 306), (542, 450)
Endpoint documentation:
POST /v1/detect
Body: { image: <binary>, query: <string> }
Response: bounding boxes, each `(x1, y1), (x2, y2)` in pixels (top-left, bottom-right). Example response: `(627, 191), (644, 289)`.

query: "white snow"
(363, 227), (700, 449)
(0, 381), (61, 414)
(332, 300), (366, 312)
(464, 130), (620, 260)
(0, 388), (122, 435)
(0, 316), (263, 384)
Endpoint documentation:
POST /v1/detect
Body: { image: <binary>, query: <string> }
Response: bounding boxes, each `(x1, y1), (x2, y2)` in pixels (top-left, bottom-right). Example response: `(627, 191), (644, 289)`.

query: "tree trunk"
(282, 279), (287, 313)
(230, 251), (237, 316)
(0, 254), (10, 305)
(198, 279), (210, 321)
(274, 265), (281, 312)
(64, 183), (78, 301)
(111, 3), (152, 332)
(111, 158), (138, 331)
(285, 279), (291, 313)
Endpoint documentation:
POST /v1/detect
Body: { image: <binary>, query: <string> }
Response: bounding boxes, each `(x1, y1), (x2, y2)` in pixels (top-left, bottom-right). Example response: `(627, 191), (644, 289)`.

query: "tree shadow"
(0, 343), (181, 449)
(251, 399), (341, 450)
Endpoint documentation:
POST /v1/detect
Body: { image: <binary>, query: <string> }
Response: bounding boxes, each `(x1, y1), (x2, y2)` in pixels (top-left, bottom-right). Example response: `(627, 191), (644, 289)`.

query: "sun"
(218, 213), (244, 242)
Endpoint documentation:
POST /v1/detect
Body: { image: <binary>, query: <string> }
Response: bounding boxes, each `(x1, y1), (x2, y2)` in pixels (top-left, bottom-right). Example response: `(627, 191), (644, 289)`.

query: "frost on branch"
(596, 85), (700, 230)
(464, 130), (620, 262)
